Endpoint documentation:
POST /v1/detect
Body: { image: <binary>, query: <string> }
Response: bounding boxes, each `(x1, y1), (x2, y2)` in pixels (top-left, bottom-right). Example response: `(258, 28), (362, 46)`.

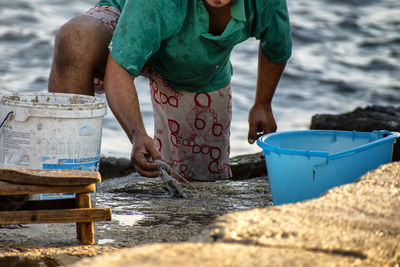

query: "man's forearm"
(255, 46), (286, 107)
(247, 46), (287, 143)
(104, 53), (147, 143)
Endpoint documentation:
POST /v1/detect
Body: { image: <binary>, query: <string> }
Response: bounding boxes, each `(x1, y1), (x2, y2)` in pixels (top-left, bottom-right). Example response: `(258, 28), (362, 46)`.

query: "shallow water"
(0, 0), (399, 158)
(93, 173), (271, 246)
(0, 173), (270, 247)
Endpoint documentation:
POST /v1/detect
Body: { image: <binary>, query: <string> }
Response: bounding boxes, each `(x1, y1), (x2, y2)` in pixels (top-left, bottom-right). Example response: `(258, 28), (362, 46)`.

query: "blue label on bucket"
(40, 156), (100, 201)
(42, 156), (100, 171)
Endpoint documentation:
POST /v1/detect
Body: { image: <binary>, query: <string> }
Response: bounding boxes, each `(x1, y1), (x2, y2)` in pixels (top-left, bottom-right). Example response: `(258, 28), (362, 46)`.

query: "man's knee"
(53, 16), (108, 71)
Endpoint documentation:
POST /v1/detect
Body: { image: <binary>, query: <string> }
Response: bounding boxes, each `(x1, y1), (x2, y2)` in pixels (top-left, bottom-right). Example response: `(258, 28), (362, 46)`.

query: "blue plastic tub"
(257, 130), (398, 205)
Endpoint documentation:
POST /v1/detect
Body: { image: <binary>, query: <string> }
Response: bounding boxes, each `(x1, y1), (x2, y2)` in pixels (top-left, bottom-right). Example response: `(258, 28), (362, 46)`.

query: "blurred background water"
(0, 0), (399, 158)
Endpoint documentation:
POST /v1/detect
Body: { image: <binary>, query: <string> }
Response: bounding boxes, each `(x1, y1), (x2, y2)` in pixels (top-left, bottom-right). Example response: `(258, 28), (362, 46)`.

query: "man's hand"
(248, 104), (277, 144)
(248, 45), (286, 144)
(104, 53), (162, 178)
(131, 133), (162, 178)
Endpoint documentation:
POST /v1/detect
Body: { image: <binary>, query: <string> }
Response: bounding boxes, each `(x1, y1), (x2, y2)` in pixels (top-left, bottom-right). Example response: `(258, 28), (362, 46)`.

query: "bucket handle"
(0, 111), (13, 129)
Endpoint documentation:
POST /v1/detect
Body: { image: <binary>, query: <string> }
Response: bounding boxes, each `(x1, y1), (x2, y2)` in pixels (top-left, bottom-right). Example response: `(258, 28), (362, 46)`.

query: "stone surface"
(198, 162), (400, 266)
(68, 243), (366, 267)
(0, 245), (118, 266)
(69, 162), (400, 267)
(0, 171), (270, 266)
(1, 152), (399, 266)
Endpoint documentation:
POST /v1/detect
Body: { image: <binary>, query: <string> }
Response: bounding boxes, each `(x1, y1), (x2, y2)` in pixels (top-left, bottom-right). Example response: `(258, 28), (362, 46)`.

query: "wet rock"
(0, 174), (270, 266)
(99, 157), (135, 179)
(310, 105), (400, 161)
(230, 152), (267, 180)
(99, 152), (267, 181)
(94, 175), (272, 247)
(310, 105), (400, 132)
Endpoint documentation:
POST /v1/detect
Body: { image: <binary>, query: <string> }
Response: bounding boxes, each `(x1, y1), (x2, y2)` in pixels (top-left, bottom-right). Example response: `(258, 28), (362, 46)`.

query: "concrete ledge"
(69, 162), (400, 266)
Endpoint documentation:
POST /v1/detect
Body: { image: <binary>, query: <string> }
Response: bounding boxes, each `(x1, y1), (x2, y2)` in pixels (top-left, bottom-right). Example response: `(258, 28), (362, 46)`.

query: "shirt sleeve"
(258, 0), (292, 63)
(109, 0), (186, 76)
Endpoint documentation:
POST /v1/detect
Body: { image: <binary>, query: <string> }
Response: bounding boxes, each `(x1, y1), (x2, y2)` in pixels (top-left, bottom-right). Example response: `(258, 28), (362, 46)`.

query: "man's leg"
(48, 15), (112, 96)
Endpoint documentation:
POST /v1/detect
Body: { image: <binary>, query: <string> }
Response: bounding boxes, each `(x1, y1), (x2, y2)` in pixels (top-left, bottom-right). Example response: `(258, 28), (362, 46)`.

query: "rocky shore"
(1, 106), (399, 266)
(71, 162), (400, 266)
(0, 152), (270, 267)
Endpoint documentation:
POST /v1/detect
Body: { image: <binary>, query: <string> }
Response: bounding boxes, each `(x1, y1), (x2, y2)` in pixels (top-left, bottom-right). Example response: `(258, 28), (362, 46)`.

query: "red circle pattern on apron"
(146, 68), (232, 181)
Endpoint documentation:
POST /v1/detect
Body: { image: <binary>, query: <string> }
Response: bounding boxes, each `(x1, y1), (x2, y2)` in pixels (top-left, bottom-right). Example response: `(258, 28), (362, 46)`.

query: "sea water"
(0, 0), (399, 158)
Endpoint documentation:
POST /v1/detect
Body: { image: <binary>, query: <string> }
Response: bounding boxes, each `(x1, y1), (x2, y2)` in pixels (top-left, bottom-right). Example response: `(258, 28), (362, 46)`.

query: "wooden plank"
(78, 221), (95, 245)
(0, 168), (101, 186)
(0, 208), (111, 224)
(20, 198), (76, 210)
(76, 193), (92, 242)
(76, 193), (92, 209)
(0, 183), (95, 195)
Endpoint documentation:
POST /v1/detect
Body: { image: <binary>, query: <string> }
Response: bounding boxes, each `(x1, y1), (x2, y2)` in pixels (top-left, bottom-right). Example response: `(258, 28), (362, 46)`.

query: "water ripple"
(0, 0), (399, 157)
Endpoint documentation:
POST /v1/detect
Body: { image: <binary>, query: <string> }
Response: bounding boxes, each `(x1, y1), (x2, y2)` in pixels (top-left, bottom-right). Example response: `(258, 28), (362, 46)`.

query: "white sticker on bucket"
(0, 128), (31, 167)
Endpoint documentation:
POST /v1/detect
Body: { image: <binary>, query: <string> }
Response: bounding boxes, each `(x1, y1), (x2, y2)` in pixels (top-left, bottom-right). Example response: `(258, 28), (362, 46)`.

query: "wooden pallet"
(0, 168), (112, 245)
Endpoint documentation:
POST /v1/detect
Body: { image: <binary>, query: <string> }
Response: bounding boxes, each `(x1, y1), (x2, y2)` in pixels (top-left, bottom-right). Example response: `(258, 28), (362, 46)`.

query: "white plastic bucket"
(0, 92), (107, 199)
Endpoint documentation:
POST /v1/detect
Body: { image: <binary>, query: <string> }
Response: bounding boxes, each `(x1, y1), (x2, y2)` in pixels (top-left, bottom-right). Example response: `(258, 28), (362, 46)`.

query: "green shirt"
(98, 0), (292, 92)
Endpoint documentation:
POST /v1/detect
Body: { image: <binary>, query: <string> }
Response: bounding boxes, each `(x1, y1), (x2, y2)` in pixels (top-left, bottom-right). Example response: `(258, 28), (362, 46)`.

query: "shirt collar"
(231, 0), (246, 22)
